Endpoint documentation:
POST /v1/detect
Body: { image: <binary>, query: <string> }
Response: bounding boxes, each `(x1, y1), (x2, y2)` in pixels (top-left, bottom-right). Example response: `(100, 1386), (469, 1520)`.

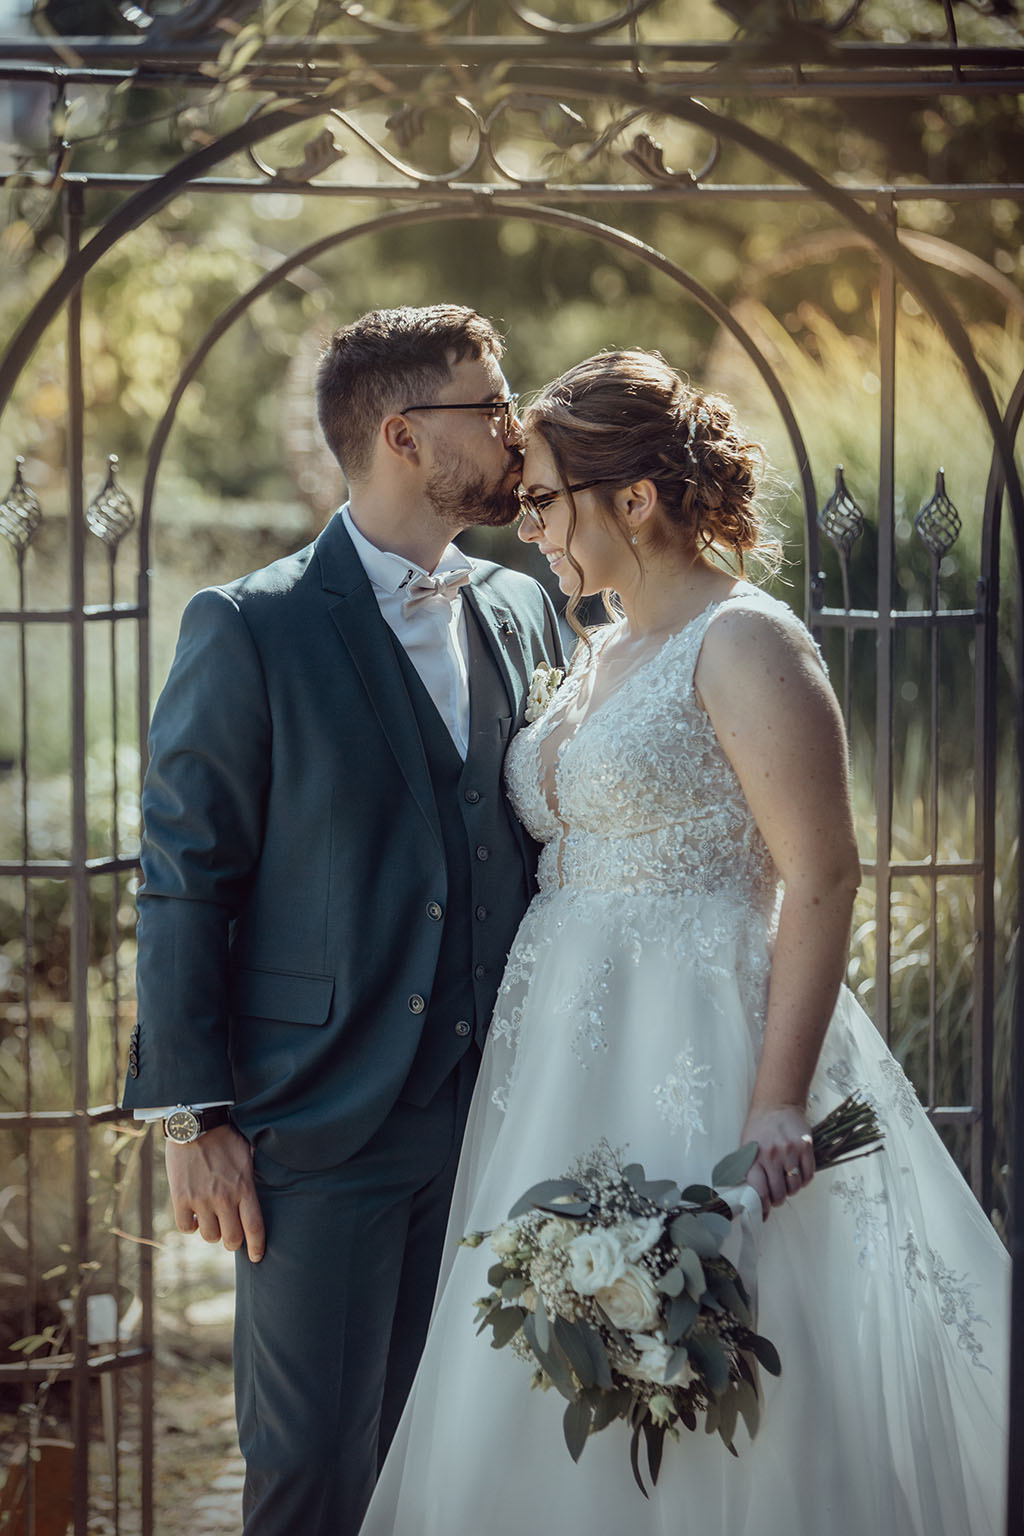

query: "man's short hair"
(316, 305), (505, 483)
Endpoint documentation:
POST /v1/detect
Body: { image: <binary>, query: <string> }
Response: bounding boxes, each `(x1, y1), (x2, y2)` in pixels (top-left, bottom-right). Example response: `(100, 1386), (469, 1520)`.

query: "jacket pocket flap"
(232, 968), (335, 1025)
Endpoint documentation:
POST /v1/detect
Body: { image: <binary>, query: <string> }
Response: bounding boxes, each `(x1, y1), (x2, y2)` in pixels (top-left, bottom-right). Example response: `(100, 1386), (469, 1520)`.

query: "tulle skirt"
(361, 885), (1009, 1535)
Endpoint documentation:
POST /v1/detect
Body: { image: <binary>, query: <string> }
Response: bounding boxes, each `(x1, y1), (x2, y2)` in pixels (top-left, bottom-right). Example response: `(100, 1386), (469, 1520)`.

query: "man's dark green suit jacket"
(123, 511), (562, 1169)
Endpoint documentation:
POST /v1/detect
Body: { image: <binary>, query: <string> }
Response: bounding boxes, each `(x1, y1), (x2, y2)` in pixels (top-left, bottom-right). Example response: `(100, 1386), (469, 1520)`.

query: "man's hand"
(165, 1122), (266, 1262)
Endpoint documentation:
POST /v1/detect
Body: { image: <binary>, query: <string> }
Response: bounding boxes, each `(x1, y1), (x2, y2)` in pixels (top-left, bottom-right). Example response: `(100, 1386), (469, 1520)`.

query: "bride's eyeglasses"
(516, 479), (619, 532)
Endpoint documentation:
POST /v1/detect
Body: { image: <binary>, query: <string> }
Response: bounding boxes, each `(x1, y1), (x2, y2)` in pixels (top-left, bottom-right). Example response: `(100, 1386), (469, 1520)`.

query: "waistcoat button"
(464, 789), (480, 804)
(475, 906), (488, 921)
(454, 1020), (471, 1038)
(426, 901), (443, 921)
(475, 845), (490, 861)
(474, 964), (486, 980)
(408, 994), (425, 1014)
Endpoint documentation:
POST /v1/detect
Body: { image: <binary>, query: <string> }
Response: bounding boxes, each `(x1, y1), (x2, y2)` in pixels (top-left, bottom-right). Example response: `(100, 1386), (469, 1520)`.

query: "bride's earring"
(631, 533), (638, 545)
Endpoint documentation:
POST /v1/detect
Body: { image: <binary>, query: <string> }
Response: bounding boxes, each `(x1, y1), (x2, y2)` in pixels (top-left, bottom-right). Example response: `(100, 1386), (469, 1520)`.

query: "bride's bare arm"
(695, 603), (862, 1218)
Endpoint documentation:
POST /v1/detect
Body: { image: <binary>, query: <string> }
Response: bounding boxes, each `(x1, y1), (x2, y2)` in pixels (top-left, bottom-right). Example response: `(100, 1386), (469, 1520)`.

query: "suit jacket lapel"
(317, 515), (442, 851)
(462, 580), (529, 722)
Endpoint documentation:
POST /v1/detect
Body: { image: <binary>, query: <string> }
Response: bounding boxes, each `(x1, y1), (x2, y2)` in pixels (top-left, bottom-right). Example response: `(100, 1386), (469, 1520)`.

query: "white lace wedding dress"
(361, 586), (1008, 1536)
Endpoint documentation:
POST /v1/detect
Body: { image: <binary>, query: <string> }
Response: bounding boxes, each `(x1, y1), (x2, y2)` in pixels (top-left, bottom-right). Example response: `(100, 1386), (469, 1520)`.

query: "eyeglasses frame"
(399, 396), (519, 438)
(516, 478), (622, 532)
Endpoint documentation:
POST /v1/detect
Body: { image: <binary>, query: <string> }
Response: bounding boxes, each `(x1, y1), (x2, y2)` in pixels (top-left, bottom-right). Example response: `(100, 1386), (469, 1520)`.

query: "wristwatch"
(163, 1105), (233, 1144)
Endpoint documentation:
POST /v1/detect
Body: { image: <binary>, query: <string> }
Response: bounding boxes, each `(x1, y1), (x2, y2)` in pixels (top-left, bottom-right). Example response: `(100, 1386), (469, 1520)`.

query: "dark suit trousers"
(234, 1053), (477, 1536)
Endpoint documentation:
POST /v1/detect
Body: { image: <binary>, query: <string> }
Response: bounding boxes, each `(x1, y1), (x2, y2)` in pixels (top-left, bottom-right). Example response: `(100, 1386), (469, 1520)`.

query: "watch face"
(165, 1109), (201, 1143)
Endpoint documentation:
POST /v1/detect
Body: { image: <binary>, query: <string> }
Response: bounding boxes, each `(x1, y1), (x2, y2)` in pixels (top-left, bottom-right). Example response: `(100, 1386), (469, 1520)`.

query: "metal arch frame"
(1, 39), (1023, 1536)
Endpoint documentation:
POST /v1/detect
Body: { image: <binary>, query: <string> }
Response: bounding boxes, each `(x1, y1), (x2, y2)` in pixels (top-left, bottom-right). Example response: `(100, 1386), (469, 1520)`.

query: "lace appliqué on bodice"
(504, 588), (781, 910)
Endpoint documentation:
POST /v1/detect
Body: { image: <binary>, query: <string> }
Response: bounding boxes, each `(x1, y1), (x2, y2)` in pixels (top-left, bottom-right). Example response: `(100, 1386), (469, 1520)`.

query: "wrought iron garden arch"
(1, 10), (1022, 1532)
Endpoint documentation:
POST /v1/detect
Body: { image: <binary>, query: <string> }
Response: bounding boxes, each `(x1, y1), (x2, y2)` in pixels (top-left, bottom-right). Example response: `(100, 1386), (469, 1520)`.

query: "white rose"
(625, 1332), (696, 1387)
(594, 1263), (661, 1331)
(566, 1228), (627, 1295)
(490, 1224), (520, 1258)
(618, 1216), (664, 1262)
(536, 1217), (578, 1253)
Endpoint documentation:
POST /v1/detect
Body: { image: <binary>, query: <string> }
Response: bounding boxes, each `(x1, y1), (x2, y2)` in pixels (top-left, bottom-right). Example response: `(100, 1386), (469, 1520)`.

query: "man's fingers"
(194, 1207), (224, 1245)
(239, 1188), (266, 1263)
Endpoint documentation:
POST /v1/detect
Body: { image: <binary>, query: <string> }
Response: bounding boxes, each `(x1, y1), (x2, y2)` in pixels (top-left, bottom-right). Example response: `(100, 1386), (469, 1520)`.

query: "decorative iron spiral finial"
(914, 469), (961, 560)
(818, 466), (866, 557)
(86, 455), (136, 550)
(0, 458), (43, 556)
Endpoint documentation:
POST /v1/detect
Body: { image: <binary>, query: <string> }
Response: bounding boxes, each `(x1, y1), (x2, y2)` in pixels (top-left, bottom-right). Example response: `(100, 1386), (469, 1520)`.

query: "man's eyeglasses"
(516, 479), (618, 532)
(400, 397), (519, 438)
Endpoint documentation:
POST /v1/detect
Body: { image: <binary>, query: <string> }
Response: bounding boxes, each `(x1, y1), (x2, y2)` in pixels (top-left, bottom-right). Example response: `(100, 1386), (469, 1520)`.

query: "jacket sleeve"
(124, 586), (271, 1108)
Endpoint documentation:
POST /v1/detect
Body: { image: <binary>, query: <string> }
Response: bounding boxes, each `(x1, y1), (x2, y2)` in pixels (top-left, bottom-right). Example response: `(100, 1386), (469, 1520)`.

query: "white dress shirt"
(135, 505), (474, 1120)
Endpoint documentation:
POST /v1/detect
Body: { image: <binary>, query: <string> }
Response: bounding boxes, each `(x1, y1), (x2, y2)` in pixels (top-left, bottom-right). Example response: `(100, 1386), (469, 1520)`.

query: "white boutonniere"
(525, 662), (564, 723)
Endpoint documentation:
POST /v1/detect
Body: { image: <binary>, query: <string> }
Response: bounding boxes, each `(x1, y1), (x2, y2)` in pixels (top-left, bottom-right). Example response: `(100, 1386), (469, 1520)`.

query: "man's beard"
(425, 448), (521, 531)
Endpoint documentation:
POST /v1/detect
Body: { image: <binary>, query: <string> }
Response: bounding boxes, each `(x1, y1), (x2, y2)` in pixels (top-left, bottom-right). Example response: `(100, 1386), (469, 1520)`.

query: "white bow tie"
(401, 567), (471, 612)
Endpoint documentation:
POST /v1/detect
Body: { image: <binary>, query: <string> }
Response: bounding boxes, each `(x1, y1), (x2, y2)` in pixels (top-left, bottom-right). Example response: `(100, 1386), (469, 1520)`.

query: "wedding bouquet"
(465, 1095), (882, 1495)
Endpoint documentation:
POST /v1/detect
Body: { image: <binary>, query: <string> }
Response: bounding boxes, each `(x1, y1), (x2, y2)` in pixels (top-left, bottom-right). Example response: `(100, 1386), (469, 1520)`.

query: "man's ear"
(380, 412), (421, 466)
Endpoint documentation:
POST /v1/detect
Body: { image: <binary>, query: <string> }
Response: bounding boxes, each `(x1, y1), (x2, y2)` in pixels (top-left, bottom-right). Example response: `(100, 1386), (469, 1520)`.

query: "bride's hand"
(740, 1104), (815, 1220)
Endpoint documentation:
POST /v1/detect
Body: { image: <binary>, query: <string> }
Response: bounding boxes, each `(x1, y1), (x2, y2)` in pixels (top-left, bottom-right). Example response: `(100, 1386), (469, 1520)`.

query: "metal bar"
(0, 604), (146, 621)
(875, 193), (897, 1048)
(0, 1105), (131, 1126)
(860, 860), (983, 877)
(4, 171), (1024, 202)
(927, 553), (941, 1111)
(0, 36), (1022, 67)
(811, 607), (980, 627)
(0, 1348), (151, 1382)
(0, 858), (141, 877)
(65, 178), (91, 1536)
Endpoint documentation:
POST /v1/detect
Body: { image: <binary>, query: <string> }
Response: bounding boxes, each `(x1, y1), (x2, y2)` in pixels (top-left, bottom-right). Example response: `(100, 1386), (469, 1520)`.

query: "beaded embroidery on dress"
(361, 586), (1008, 1536)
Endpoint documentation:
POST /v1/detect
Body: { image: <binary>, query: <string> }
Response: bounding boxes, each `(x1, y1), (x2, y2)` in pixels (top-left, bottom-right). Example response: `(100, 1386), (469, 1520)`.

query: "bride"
(360, 350), (1008, 1534)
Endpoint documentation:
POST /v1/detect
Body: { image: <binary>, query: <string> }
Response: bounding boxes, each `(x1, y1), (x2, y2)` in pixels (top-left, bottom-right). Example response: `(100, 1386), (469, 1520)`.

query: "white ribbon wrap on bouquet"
(718, 1183), (764, 1317)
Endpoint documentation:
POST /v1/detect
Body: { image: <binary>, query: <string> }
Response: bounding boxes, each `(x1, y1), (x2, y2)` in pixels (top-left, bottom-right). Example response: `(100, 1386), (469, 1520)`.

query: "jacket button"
(426, 901), (443, 921)
(454, 1020), (471, 1038)
(408, 994), (425, 1014)
(475, 905), (488, 921)
(128, 1060), (139, 1078)
(475, 845), (490, 861)
(464, 789), (480, 804)
(474, 964), (486, 980)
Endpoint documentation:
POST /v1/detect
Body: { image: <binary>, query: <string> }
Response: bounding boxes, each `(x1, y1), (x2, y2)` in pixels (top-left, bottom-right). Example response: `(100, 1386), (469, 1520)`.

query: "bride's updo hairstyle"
(522, 349), (779, 637)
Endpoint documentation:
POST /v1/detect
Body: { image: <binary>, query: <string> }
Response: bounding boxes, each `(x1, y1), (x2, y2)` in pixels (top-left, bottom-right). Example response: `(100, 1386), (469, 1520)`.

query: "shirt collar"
(340, 503), (472, 596)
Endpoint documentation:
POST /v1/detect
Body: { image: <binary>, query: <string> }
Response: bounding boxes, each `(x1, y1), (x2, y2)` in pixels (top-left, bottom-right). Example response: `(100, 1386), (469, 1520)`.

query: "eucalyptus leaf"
(487, 1263), (508, 1287)
(643, 1418), (666, 1486)
(501, 1276), (525, 1301)
(679, 1184), (717, 1204)
(678, 1247), (707, 1300)
(711, 1141), (759, 1187)
(734, 1376), (760, 1441)
(670, 1211), (721, 1258)
(687, 1330), (731, 1395)
(666, 1292), (699, 1344)
(507, 1179), (590, 1220)
(747, 1332), (782, 1376)
(591, 1387), (633, 1433)
(698, 1210), (733, 1243)
(475, 1301), (503, 1337)
(563, 1394), (594, 1463)
(489, 1306), (525, 1349)
(535, 1291), (551, 1354)
(629, 1421), (651, 1500)
(656, 1266), (685, 1297)
(666, 1344), (690, 1382)
(553, 1316), (596, 1389)
(679, 1404), (697, 1432)
(717, 1386), (739, 1451)
(709, 1272), (751, 1325)
(522, 1312), (575, 1400)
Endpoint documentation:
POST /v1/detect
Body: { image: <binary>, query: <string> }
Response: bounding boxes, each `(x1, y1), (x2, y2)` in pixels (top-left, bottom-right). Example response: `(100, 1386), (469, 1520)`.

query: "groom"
(122, 304), (562, 1535)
